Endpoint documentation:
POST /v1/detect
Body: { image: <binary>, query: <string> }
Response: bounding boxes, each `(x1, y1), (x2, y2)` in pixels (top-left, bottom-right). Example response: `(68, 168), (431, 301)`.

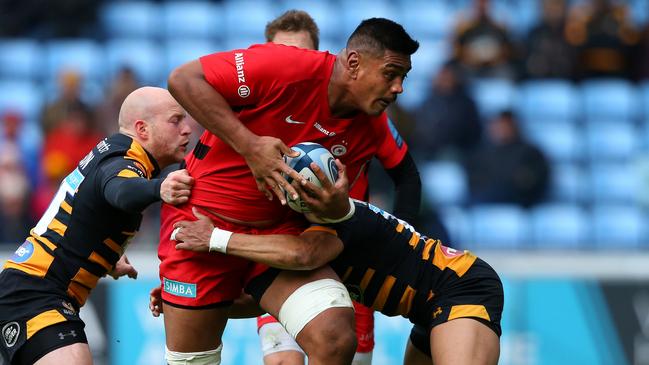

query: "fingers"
(333, 159), (349, 188)
(310, 162), (332, 189)
(281, 144), (300, 158)
(172, 169), (195, 186)
(170, 227), (181, 241)
(191, 207), (210, 221)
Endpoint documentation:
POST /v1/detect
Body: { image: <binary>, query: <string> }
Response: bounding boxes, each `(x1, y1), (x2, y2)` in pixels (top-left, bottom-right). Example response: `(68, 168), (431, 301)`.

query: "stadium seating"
(163, 40), (221, 80)
(585, 121), (638, 161)
(524, 121), (583, 162)
(398, 1), (454, 40)
(590, 163), (639, 204)
(222, 0), (276, 39)
(100, 1), (161, 39)
(549, 163), (588, 204)
(531, 204), (588, 248)
(340, 0), (399, 38)
(45, 40), (105, 84)
(470, 78), (517, 119)
(592, 205), (647, 248)
(439, 206), (471, 248)
(105, 39), (164, 85)
(161, 2), (223, 41)
(581, 79), (639, 122)
(0, 39), (43, 81)
(469, 204), (530, 249)
(517, 80), (579, 123)
(420, 160), (468, 206)
(0, 80), (43, 120)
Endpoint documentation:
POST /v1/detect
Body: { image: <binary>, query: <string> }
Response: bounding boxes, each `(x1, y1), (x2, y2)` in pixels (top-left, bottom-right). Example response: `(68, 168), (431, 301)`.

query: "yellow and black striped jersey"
(3, 133), (161, 307)
(308, 201), (486, 326)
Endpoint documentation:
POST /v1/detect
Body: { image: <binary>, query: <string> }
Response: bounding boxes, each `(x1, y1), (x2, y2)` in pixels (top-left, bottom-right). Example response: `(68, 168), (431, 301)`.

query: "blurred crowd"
(1, 0), (648, 246)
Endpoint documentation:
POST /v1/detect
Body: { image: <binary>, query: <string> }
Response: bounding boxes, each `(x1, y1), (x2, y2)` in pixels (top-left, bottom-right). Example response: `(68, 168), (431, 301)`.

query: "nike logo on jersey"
(285, 115), (305, 124)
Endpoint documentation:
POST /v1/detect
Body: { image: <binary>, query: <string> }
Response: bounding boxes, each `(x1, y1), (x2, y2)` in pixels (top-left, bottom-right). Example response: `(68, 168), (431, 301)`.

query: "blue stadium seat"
(105, 40), (164, 86)
(339, 0), (399, 37)
(590, 163), (639, 203)
(223, 0), (275, 39)
(280, 0), (342, 41)
(581, 79), (639, 122)
(0, 81), (43, 120)
(517, 80), (579, 123)
(549, 163), (588, 203)
(531, 204), (588, 248)
(524, 122), (583, 162)
(470, 204), (530, 248)
(400, 1), (454, 40)
(471, 78), (517, 119)
(439, 207), (471, 248)
(100, 1), (161, 39)
(586, 121), (638, 161)
(164, 40), (220, 81)
(161, 2), (222, 40)
(420, 160), (468, 206)
(45, 40), (105, 84)
(0, 39), (43, 80)
(592, 205), (647, 248)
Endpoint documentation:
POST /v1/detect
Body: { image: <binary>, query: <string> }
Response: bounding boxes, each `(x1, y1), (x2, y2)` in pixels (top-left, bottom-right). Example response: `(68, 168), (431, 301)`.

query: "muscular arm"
(168, 60), (257, 154)
(227, 230), (344, 270)
(167, 59), (300, 201)
(385, 151), (421, 224)
(173, 209), (344, 270)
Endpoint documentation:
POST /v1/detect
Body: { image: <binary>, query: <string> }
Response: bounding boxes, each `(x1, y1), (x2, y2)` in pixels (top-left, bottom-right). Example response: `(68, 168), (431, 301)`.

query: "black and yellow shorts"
(409, 257), (504, 357)
(0, 269), (87, 365)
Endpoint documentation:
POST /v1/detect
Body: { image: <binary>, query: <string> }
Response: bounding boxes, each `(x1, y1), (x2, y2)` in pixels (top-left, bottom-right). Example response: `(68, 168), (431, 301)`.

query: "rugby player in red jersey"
(255, 10), (429, 365)
(159, 18), (419, 365)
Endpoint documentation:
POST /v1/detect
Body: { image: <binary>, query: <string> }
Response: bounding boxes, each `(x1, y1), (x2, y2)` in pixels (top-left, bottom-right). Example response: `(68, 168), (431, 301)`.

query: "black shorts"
(0, 270), (87, 364)
(409, 258), (504, 357)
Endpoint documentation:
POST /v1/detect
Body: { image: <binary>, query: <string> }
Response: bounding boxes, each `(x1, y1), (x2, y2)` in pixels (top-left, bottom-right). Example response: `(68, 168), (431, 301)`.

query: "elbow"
(167, 66), (186, 97)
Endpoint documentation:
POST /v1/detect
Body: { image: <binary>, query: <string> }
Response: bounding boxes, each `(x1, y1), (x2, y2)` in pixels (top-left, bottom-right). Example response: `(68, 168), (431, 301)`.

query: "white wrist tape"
(209, 228), (233, 253)
(321, 198), (356, 224)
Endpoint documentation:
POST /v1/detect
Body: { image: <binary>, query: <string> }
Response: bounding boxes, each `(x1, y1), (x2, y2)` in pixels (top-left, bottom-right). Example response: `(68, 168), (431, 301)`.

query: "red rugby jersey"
(186, 43), (407, 222)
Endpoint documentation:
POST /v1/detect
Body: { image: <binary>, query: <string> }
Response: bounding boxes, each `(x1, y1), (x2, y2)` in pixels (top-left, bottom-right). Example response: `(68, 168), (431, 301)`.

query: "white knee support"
(278, 279), (353, 338)
(165, 344), (222, 365)
(259, 321), (305, 356)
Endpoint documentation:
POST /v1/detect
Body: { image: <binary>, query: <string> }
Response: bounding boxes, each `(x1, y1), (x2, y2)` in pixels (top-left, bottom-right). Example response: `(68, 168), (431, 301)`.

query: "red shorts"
(158, 203), (307, 307)
(255, 301), (375, 352)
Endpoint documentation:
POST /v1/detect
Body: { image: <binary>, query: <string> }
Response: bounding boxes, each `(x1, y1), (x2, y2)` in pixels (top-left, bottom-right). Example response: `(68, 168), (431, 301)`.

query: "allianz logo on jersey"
(163, 277), (197, 298)
(314, 122), (336, 137)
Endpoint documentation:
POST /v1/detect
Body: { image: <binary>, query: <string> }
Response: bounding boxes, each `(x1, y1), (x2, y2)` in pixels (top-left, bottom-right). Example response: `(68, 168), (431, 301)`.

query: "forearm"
(104, 177), (162, 212)
(227, 233), (317, 270)
(167, 61), (257, 155)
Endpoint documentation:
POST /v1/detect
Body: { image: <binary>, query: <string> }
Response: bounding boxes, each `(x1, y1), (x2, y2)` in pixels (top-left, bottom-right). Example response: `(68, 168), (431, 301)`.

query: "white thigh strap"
(278, 279), (353, 338)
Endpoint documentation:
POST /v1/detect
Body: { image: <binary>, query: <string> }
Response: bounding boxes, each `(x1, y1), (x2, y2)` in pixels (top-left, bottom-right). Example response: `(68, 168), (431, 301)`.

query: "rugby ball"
(283, 142), (339, 213)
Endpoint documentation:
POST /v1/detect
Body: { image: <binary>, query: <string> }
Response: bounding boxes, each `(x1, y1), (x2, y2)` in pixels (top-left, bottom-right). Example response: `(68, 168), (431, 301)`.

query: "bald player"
(0, 87), (194, 365)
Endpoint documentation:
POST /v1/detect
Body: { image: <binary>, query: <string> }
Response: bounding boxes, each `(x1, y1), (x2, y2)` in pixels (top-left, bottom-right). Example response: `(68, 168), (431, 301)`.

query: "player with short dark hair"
(160, 18), (419, 365)
(0, 87), (194, 365)
(258, 10), (426, 365)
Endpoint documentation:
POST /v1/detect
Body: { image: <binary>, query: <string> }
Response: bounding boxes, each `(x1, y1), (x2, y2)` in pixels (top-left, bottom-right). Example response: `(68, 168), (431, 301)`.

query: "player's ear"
(133, 119), (149, 140)
(345, 49), (360, 80)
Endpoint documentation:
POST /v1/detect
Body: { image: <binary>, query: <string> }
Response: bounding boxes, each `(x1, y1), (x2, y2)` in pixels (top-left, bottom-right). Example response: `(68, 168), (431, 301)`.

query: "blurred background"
(2, 0), (649, 364)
